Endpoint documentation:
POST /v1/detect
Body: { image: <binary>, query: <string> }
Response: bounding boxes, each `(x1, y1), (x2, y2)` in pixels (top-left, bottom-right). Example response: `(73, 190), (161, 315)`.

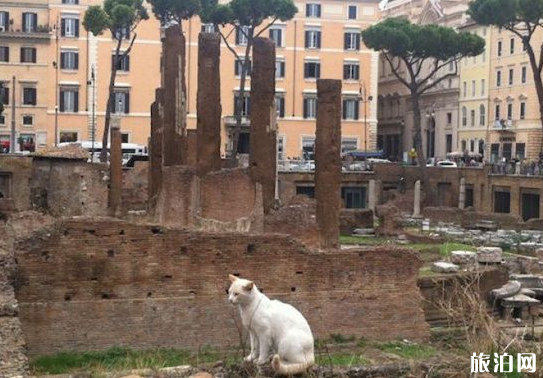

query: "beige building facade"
(0, 0), (381, 159)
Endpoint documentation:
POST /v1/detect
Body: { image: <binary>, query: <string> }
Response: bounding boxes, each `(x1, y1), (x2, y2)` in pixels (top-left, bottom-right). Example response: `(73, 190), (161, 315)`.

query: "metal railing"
(490, 162), (543, 176)
(278, 159), (381, 172)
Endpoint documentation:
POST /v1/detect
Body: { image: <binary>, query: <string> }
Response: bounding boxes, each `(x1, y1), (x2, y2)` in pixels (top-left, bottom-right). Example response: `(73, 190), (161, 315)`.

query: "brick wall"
(14, 220), (429, 357)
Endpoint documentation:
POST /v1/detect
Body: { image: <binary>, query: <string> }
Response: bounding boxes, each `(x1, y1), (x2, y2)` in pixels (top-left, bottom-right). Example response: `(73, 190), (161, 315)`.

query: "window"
(112, 91), (130, 114)
(22, 87), (36, 105)
(481, 79), (485, 96)
(507, 103), (513, 120)
(60, 51), (78, 70)
(113, 25), (130, 40)
(470, 139), (475, 152)
(516, 143), (525, 159)
(305, 29), (321, 49)
(62, 0), (79, 4)
(0, 115), (4, 125)
(495, 104), (500, 120)
(60, 88), (79, 112)
(277, 135), (284, 160)
(479, 104), (486, 126)
(521, 66), (527, 83)
(303, 96), (317, 119)
(520, 102), (526, 119)
(471, 80), (476, 97)
(497, 40), (502, 57)
(0, 11), (9, 31)
(348, 5), (357, 19)
(0, 47), (8, 62)
(201, 23), (215, 33)
(446, 134), (452, 153)
(341, 138), (357, 154)
(112, 54), (130, 71)
(269, 28), (283, 47)
(496, 70), (501, 87)
(342, 98), (359, 120)
(344, 32), (360, 51)
(20, 47), (36, 63)
(121, 133), (129, 143)
(22, 115), (33, 126)
(275, 60), (285, 78)
(343, 62), (359, 80)
(306, 3), (321, 17)
(235, 26), (249, 46)
(510, 38), (515, 54)
(461, 140), (467, 152)
(508, 68), (514, 85)
(234, 58), (251, 77)
(463, 81), (467, 97)
(304, 61), (320, 79)
(22, 12), (37, 33)
(1, 84), (8, 105)
(462, 106), (467, 127)
(301, 137), (315, 159)
(446, 112), (452, 125)
(470, 109), (475, 127)
(234, 93), (250, 117)
(275, 95), (285, 118)
(61, 17), (79, 38)
(59, 131), (78, 142)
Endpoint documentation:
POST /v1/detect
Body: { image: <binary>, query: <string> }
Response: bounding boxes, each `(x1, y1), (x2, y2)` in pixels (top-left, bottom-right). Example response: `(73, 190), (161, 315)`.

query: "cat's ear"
(229, 274), (238, 283)
(243, 281), (254, 291)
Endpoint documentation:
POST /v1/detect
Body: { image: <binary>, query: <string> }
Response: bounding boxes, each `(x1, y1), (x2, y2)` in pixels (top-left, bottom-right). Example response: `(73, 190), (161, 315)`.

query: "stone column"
(149, 89), (164, 203)
(413, 180), (421, 217)
(250, 37), (277, 214)
(459, 177), (465, 209)
(162, 24), (186, 166)
(109, 118), (122, 215)
(315, 79), (342, 250)
(196, 33), (222, 175)
(368, 179), (376, 212)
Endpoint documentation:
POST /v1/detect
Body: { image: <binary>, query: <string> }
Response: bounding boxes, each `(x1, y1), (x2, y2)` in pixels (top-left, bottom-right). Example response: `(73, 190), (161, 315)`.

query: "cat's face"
(228, 274), (255, 305)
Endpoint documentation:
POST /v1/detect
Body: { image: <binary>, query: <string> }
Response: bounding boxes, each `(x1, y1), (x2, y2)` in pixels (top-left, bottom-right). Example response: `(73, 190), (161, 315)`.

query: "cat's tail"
(271, 354), (314, 375)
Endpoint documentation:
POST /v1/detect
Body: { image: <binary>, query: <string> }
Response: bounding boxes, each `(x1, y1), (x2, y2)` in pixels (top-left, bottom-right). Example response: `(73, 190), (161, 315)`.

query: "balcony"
(493, 119), (516, 132)
(224, 115), (250, 127)
(0, 25), (51, 43)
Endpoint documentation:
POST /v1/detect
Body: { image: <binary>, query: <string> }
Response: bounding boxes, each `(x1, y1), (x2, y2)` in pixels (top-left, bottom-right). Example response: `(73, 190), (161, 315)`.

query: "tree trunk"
(229, 27), (253, 166)
(525, 41), (543, 157)
(411, 91), (434, 206)
(100, 39), (121, 163)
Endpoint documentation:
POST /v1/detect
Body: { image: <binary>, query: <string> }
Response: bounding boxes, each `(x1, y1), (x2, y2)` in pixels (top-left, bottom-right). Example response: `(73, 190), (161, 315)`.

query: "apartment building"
(377, 0), (469, 161)
(487, 27), (543, 162)
(0, 0), (380, 159)
(457, 21), (492, 159)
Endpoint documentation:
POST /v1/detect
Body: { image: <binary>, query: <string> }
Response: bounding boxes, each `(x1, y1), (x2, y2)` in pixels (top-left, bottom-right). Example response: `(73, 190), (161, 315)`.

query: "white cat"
(228, 274), (315, 375)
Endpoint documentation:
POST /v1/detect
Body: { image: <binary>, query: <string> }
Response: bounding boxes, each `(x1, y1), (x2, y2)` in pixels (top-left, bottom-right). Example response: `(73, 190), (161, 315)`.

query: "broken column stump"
(250, 37), (277, 214)
(149, 89), (164, 204)
(315, 79), (342, 249)
(162, 24), (186, 166)
(109, 119), (122, 215)
(196, 33), (222, 176)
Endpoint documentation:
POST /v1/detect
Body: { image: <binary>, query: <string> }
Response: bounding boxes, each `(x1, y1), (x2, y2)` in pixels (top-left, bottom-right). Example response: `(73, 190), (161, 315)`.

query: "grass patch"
(31, 346), (235, 375)
(329, 333), (356, 344)
(316, 352), (370, 367)
(339, 236), (391, 245)
(376, 341), (437, 360)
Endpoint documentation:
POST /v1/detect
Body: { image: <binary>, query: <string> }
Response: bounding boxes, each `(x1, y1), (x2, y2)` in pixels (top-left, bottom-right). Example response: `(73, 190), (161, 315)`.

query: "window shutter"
(74, 90), (79, 112)
(343, 65), (349, 80)
(59, 90), (65, 112)
(342, 100), (347, 120)
(235, 60), (239, 76)
(32, 88), (37, 105)
(246, 96), (251, 116)
(316, 63), (320, 79)
(60, 52), (65, 69)
(280, 98), (285, 118)
(5, 47), (9, 62)
(281, 62), (285, 77)
(304, 63), (309, 78)
(354, 101), (359, 120)
(316, 32), (321, 48)
(124, 93), (130, 114)
(32, 13), (37, 31)
(3, 87), (9, 105)
(125, 55), (130, 71)
(305, 4), (310, 16)
(303, 99), (308, 119)
(19, 47), (23, 63)
(74, 53), (79, 69)
(22, 14), (27, 32)
(235, 29), (240, 45)
(32, 48), (36, 63)
(344, 33), (349, 50)
(61, 19), (66, 37)
(247, 60), (252, 76)
(75, 20), (79, 37)
(304, 31), (309, 48)
(277, 29), (282, 46)
(355, 65), (359, 80)
(317, 5), (321, 17)
(355, 34), (360, 50)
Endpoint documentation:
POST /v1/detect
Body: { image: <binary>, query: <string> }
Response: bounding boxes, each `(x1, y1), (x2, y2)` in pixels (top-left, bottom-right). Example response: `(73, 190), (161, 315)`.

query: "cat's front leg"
(256, 332), (272, 365)
(244, 330), (259, 362)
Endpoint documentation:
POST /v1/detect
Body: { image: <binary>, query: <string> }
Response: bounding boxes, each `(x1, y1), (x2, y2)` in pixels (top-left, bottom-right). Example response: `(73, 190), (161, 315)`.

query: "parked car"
(436, 160), (458, 168)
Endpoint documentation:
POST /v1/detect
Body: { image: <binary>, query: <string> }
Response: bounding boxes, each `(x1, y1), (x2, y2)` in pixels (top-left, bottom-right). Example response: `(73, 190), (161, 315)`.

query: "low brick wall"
(14, 220), (429, 357)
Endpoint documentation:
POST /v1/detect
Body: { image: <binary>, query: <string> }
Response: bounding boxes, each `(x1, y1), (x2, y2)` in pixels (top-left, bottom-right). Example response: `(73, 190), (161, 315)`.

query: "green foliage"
(83, 0), (148, 37)
(376, 341), (437, 360)
(468, 0), (543, 28)
(361, 18), (485, 62)
(206, 0), (297, 27)
(147, 0), (201, 23)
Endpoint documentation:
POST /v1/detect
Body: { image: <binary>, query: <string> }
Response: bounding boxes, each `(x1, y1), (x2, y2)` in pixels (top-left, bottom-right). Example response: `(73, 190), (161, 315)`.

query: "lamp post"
(87, 65), (96, 162)
(358, 82), (373, 153)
